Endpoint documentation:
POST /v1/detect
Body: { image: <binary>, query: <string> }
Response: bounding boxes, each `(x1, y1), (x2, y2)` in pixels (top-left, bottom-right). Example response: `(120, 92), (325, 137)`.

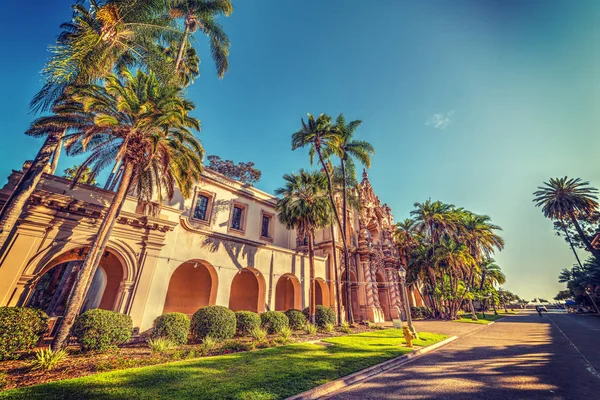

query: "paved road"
(327, 312), (600, 399)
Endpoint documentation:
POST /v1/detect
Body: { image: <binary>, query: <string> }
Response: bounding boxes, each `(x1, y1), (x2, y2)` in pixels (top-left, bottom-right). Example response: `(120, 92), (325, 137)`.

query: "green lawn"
(0, 330), (446, 400)
(453, 312), (506, 324)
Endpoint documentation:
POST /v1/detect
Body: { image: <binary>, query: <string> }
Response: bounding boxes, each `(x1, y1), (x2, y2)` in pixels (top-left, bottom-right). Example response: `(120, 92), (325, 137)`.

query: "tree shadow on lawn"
(0, 333), (443, 400)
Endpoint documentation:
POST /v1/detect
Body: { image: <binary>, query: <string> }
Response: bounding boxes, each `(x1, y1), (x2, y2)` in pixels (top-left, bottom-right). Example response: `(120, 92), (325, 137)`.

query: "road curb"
(285, 335), (459, 400)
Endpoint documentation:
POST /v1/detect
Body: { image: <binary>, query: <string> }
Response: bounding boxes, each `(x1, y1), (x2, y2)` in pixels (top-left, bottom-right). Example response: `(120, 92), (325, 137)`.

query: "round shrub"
(260, 311), (289, 334)
(72, 309), (133, 351)
(235, 311), (260, 336)
(190, 305), (236, 341)
(0, 307), (48, 360)
(302, 305), (336, 327)
(284, 309), (306, 330)
(151, 312), (190, 345)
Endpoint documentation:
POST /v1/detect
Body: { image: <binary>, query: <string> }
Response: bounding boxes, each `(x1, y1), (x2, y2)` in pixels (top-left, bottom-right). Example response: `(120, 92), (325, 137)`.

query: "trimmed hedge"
(284, 309), (306, 330)
(191, 306), (236, 341)
(235, 311), (261, 336)
(151, 312), (190, 345)
(260, 311), (289, 334)
(303, 305), (336, 328)
(72, 309), (133, 351)
(0, 307), (48, 360)
(410, 306), (432, 319)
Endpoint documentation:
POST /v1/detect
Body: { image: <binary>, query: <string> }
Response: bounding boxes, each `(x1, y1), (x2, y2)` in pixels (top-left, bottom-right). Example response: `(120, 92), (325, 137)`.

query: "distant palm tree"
(33, 69), (204, 350)
(275, 170), (331, 324)
(64, 165), (97, 186)
(533, 177), (600, 260)
(169, 0), (232, 78)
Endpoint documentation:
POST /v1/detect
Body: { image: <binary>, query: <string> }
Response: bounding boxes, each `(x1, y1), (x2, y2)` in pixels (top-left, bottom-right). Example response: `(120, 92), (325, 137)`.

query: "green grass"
(453, 312), (506, 324)
(0, 330), (446, 400)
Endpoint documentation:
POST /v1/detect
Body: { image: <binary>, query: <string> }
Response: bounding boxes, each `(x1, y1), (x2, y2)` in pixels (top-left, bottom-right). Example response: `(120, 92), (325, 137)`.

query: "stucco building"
(0, 166), (424, 333)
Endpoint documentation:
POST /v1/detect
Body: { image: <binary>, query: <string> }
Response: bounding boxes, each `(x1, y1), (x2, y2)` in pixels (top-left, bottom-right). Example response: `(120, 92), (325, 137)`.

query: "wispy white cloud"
(426, 110), (455, 129)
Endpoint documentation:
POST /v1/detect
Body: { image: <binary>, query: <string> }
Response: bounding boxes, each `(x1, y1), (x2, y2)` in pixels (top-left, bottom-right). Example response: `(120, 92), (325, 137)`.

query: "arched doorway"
(27, 249), (124, 317)
(376, 271), (391, 321)
(315, 278), (330, 307)
(275, 274), (301, 311)
(163, 260), (218, 315)
(229, 268), (266, 313)
(342, 270), (360, 321)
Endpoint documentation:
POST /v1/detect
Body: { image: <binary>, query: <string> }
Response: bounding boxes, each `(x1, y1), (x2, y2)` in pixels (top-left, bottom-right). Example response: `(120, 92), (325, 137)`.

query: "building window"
(261, 216), (270, 238)
(194, 195), (209, 221)
(231, 206), (243, 230)
(260, 210), (274, 241)
(191, 189), (215, 225)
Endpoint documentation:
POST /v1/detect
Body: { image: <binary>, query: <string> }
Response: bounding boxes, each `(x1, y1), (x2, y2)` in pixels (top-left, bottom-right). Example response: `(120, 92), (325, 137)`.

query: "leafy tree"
(33, 70), (204, 350)
(206, 155), (262, 185)
(533, 177), (600, 260)
(275, 170), (331, 324)
(554, 290), (571, 301)
(63, 165), (97, 186)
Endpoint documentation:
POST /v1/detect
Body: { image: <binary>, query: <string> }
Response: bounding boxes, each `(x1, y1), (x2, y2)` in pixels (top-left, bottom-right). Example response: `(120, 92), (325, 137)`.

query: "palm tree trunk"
(308, 232), (316, 325)
(469, 298), (478, 320)
(315, 149), (352, 326)
(329, 225), (342, 324)
(49, 131), (65, 174)
(561, 218), (586, 267)
(104, 161), (121, 190)
(568, 211), (600, 260)
(175, 22), (191, 72)
(0, 132), (61, 251)
(340, 159), (354, 324)
(51, 162), (134, 350)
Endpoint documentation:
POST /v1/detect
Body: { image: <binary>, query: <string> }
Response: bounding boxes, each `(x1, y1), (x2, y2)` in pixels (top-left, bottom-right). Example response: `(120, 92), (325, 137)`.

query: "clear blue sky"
(1, 0), (599, 301)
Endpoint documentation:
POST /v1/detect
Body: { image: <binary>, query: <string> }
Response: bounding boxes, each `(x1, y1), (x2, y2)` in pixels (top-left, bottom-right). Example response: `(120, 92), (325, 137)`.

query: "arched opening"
(376, 271), (391, 321)
(315, 278), (330, 307)
(275, 274), (301, 311)
(163, 260), (218, 315)
(229, 268), (266, 313)
(342, 270), (360, 321)
(27, 249), (124, 317)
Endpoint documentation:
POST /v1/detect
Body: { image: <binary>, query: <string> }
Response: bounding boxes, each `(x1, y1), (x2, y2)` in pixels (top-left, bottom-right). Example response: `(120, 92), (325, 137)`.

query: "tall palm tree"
(275, 170), (332, 324)
(169, 0), (232, 78)
(477, 258), (505, 316)
(328, 114), (374, 323)
(64, 165), (98, 186)
(533, 177), (600, 259)
(0, 0), (176, 252)
(32, 70), (204, 349)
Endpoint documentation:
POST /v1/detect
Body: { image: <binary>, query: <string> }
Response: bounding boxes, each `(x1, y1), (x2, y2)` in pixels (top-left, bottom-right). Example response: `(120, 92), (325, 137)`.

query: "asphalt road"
(327, 311), (600, 400)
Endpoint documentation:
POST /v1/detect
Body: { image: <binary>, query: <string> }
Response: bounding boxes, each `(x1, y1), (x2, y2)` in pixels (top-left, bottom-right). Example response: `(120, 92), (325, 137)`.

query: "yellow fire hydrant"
(403, 326), (415, 348)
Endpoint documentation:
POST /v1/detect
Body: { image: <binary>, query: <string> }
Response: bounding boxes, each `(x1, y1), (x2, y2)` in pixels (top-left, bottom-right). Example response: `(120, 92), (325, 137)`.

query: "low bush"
(303, 306), (336, 327)
(235, 311), (261, 336)
(320, 323), (334, 333)
(151, 312), (190, 345)
(147, 337), (178, 354)
(249, 327), (267, 343)
(199, 336), (217, 355)
(190, 306), (236, 342)
(30, 347), (68, 371)
(284, 309), (306, 330)
(0, 307), (48, 360)
(338, 321), (352, 334)
(367, 321), (384, 330)
(72, 309), (133, 351)
(260, 311), (289, 334)
(278, 326), (293, 342)
(304, 323), (317, 335)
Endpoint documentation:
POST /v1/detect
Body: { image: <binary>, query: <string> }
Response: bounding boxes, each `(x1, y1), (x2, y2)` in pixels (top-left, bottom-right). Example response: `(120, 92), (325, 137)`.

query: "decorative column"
(115, 280), (135, 313)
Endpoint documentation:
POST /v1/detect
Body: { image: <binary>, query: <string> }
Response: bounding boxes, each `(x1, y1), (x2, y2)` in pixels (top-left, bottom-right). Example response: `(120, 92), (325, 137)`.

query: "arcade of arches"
(163, 261), (218, 315)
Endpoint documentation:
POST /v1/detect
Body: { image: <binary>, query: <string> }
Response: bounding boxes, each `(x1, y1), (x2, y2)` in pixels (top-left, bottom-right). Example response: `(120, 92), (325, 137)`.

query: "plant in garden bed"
(147, 338), (178, 354)
(219, 339), (253, 354)
(0, 307), (48, 360)
(260, 311), (289, 334)
(191, 306), (236, 342)
(303, 305), (336, 328)
(284, 309), (307, 330)
(29, 347), (68, 372)
(151, 313), (190, 345)
(304, 323), (317, 335)
(248, 327), (268, 347)
(199, 336), (218, 356)
(235, 311), (261, 336)
(320, 323), (334, 333)
(338, 321), (352, 334)
(72, 309), (133, 351)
